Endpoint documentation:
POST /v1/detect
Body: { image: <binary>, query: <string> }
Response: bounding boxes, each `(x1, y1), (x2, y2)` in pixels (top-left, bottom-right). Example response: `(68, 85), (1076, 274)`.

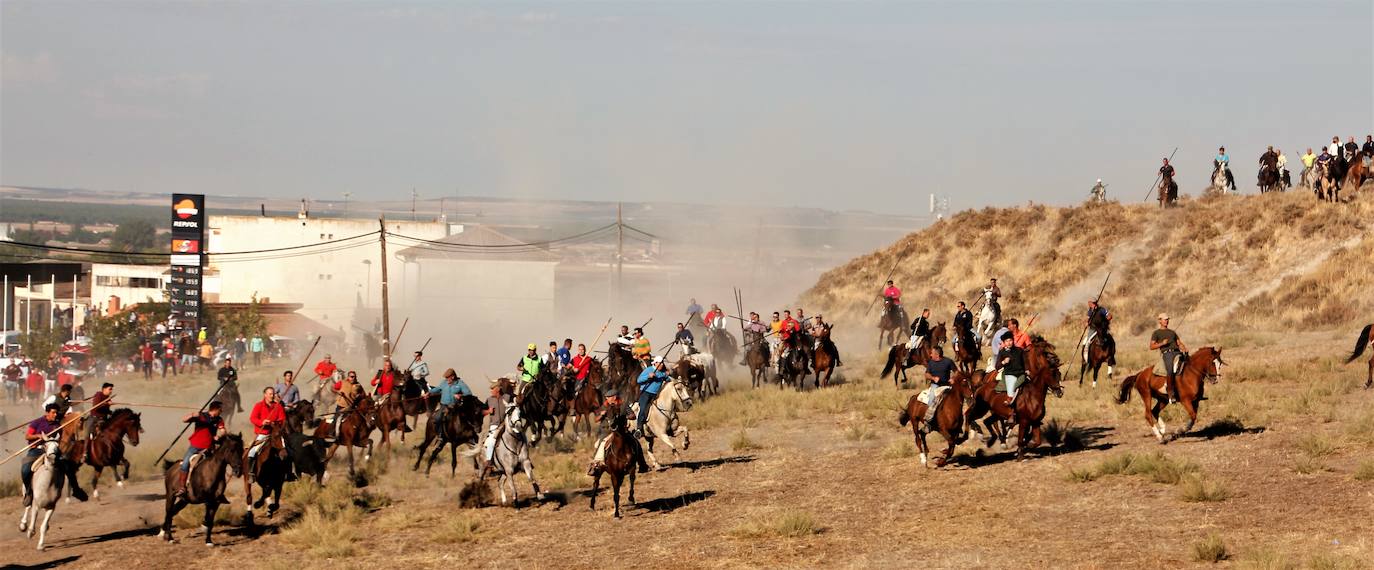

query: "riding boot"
(173, 471), (189, 499)
(1166, 372), (1179, 403)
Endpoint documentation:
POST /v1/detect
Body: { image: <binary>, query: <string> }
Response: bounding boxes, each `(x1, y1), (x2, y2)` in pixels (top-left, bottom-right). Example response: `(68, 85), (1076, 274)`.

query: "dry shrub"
(1192, 533), (1229, 563)
(1294, 435), (1337, 458)
(881, 440), (915, 459)
(730, 430), (763, 451)
(0, 478), (20, 499)
(1240, 547), (1296, 570)
(731, 510), (822, 539)
(1292, 456), (1330, 475)
(458, 480), (494, 508)
(1355, 460), (1374, 482)
(1178, 475), (1232, 502)
(431, 512), (483, 543)
(1091, 451), (1199, 484)
(280, 505), (360, 559)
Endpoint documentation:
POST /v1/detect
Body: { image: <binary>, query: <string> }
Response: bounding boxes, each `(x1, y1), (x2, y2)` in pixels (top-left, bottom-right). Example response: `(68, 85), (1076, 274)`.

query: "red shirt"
(141, 345), (155, 362)
(780, 317), (801, 340)
(704, 309), (724, 327)
(91, 391), (112, 419)
(26, 371), (43, 392)
(571, 355), (592, 381)
(163, 342), (176, 359)
(187, 412), (224, 449)
(314, 361), (338, 379)
(883, 285), (902, 303)
(372, 370), (397, 395)
(249, 400), (285, 435)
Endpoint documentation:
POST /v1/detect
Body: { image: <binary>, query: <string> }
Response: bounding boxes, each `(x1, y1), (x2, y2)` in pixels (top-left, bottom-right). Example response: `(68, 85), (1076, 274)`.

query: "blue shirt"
(686, 303), (703, 317)
(555, 347), (571, 367)
(274, 383), (301, 407)
(1215, 153), (1230, 165)
(428, 379), (472, 406)
(637, 367), (669, 395)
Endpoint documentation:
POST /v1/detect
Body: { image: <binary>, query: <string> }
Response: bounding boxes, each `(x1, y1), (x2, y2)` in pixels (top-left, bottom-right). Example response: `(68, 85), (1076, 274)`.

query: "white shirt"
(1329, 142), (1341, 157)
(1277, 154), (1287, 168)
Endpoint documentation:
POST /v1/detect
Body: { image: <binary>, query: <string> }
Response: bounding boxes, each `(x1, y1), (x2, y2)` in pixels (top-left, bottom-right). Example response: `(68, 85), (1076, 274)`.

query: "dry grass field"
(2, 191), (1372, 569)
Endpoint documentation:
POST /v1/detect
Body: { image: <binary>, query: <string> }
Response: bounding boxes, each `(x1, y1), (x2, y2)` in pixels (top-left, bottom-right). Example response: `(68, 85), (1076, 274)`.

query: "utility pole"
(343, 192), (351, 215)
(411, 188), (418, 221)
(378, 218), (392, 359)
(616, 202), (624, 305)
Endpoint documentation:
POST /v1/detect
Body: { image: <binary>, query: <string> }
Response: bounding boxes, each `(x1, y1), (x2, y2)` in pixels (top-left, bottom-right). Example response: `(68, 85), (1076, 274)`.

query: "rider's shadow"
(629, 489), (716, 515)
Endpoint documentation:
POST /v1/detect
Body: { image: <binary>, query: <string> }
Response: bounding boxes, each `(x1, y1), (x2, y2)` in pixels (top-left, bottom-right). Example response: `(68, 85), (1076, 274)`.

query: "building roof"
(394, 225), (560, 263)
(265, 312), (343, 340)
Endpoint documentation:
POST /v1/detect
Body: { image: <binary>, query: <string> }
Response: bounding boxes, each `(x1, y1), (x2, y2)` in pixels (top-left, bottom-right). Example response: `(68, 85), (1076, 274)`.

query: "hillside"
(802, 190), (1374, 342)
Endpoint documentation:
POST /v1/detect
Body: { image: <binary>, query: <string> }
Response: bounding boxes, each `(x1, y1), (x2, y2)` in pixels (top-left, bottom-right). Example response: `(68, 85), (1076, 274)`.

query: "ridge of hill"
(802, 191), (1373, 342)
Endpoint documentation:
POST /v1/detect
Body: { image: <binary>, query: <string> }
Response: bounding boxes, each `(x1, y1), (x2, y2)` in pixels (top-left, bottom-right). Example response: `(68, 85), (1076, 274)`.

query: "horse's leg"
(1172, 398), (1199, 442)
(37, 508), (53, 551)
(589, 471), (601, 511)
(525, 459), (544, 500)
(203, 503), (218, 546)
(628, 468), (637, 506)
(1366, 357), (1373, 389)
(611, 472), (623, 518)
(119, 457), (131, 486)
(916, 429), (929, 467)
(91, 466), (103, 499)
(449, 442), (459, 478)
(1151, 399), (1169, 444)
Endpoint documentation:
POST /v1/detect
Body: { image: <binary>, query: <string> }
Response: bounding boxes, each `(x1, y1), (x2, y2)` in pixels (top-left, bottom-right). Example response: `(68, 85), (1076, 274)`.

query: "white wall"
(91, 263), (166, 311)
(206, 216), (449, 336)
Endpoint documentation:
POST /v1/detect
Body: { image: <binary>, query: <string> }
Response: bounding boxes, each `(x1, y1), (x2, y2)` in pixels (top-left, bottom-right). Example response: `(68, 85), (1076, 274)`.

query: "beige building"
(91, 263), (167, 313)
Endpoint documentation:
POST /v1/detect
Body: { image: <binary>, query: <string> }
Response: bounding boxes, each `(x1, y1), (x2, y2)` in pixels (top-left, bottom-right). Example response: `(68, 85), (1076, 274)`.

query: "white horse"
(629, 380), (693, 470)
(20, 438), (64, 551)
(975, 289), (1000, 346)
(484, 406), (544, 507)
(684, 352), (719, 398)
(1210, 166), (1229, 194)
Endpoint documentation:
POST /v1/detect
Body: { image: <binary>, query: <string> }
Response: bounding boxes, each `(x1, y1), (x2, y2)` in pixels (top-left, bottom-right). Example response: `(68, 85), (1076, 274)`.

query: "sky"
(2, 1), (1371, 215)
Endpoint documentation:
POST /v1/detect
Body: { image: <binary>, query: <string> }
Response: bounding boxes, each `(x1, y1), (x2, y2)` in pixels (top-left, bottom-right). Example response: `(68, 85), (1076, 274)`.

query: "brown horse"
(1315, 161), (1340, 203)
(897, 372), (972, 467)
(963, 339), (1065, 460)
(413, 395), (487, 477)
(314, 396), (376, 477)
(879, 323), (947, 386)
(588, 413), (639, 518)
(1115, 346), (1226, 443)
(951, 327), (981, 374)
(84, 408), (142, 498)
(1159, 174), (1179, 207)
(243, 423), (291, 521)
(567, 363), (606, 440)
(606, 342), (642, 402)
(1257, 163), (1280, 193)
(1343, 151), (1370, 193)
(1345, 324), (1373, 389)
(1078, 333), (1116, 388)
(877, 297), (906, 350)
(375, 393), (413, 451)
(159, 433), (244, 546)
(743, 331), (770, 388)
(812, 324), (836, 389)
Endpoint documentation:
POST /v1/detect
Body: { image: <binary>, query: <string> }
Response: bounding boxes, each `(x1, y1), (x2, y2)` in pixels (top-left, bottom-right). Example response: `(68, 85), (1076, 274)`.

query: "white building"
(205, 215), (453, 340)
(90, 263), (167, 313)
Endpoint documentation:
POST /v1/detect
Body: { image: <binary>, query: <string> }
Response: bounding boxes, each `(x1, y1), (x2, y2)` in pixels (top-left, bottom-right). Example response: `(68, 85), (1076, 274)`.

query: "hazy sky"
(2, 1), (1371, 214)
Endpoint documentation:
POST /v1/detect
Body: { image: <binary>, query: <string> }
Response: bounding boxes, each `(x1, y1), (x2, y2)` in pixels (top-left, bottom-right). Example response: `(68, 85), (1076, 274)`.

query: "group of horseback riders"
(1156, 135), (1373, 205)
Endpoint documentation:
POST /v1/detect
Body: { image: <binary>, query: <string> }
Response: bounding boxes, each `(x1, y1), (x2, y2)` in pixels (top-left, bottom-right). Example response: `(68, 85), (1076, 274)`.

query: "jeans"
(635, 390), (657, 431)
(181, 446), (204, 472)
(1005, 374), (1021, 400)
(20, 448), (42, 486)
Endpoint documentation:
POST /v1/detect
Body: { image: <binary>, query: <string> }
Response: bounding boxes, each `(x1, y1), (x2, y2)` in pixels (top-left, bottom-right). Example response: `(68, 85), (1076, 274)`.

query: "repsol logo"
(172, 220), (200, 228)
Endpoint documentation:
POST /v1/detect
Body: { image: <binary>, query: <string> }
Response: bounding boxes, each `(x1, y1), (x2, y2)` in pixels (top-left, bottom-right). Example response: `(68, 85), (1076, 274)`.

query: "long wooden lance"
(1142, 147), (1180, 202)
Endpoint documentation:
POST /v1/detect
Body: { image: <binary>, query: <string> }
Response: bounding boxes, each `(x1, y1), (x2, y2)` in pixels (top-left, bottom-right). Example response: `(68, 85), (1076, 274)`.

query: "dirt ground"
(2, 330), (1373, 569)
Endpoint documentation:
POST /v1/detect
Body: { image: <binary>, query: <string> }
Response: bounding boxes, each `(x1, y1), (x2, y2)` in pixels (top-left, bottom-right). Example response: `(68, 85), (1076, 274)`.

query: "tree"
(110, 220), (157, 253)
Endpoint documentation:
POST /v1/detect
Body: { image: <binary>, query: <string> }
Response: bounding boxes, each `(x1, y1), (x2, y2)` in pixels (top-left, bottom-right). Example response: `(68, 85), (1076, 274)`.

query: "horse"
(606, 342), (643, 402)
(213, 380), (243, 427)
(743, 331), (771, 388)
(84, 408), (143, 499)
(631, 379), (693, 470)
(159, 433), (245, 546)
(565, 363), (606, 440)
(413, 394), (486, 477)
(515, 366), (567, 444)
(1115, 346), (1226, 443)
(1345, 324), (1372, 390)
(1078, 331), (1116, 388)
(963, 339), (1065, 460)
(1300, 165), (1317, 189)
(1344, 151), (1371, 194)
(976, 293), (1000, 344)
(589, 413), (639, 518)
(285, 400), (316, 433)
(314, 396), (376, 478)
(777, 336), (809, 390)
(897, 372), (973, 468)
(951, 326), (981, 375)
(704, 328), (738, 369)
(879, 323), (947, 386)
(1315, 161), (1340, 202)
(1160, 174), (1181, 206)
(20, 438), (64, 551)
(482, 406), (545, 507)
(674, 352), (719, 400)
(811, 324), (837, 389)
(878, 297), (906, 350)
(398, 370), (440, 431)
(1257, 163), (1280, 193)
(243, 423), (291, 522)
(363, 333), (383, 369)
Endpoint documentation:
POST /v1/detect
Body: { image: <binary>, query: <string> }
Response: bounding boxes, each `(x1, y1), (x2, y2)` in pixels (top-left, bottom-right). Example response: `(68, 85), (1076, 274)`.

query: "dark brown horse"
(1344, 151), (1371, 194)
(84, 408), (142, 498)
(1315, 161), (1340, 202)
(413, 395), (487, 477)
(1345, 324), (1372, 390)
(284, 400), (316, 434)
(877, 297), (906, 350)
(1257, 163), (1280, 193)
(606, 342), (642, 402)
(743, 331), (770, 388)
(964, 339), (1065, 460)
(1115, 346), (1226, 443)
(516, 366), (568, 444)
(588, 413), (640, 518)
(1078, 333), (1116, 388)
(898, 371), (972, 467)
(951, 327), (981, 374)
(566, 363), (606, 439)
(159, 433), (244, 546)
(1159, 174), (1179, 207)
(314, 396), (376, 477)
(243, 423), (291, 521)
(879, 323), (947, 386)
(811, 324), (836, 389)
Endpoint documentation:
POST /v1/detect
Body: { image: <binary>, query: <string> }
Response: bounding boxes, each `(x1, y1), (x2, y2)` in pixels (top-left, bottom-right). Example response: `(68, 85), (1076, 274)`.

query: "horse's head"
(931, 322), (947, 345)
(1027, 339), (1065, 398)
(506, 405), (527, 434)
(667, 380), (694, 411)
(1197, 346), (1225, 384)
(117, 408), (144, 446)
(220, 433), (246, 477)
(41, 437), (62, 459)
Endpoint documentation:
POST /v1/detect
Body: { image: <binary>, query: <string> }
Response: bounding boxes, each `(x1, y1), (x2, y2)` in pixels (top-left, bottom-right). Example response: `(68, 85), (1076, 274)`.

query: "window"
(95, 275), (161, 288)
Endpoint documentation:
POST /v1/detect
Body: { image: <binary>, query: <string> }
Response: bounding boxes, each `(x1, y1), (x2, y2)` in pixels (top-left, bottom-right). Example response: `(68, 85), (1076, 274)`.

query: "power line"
(0, 230), (380, 259)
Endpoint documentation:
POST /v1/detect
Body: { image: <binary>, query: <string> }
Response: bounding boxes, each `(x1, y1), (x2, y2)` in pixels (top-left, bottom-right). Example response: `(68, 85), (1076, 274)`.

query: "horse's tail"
(1115, 371), (1136, 405)
(1346, 324), (1372, 364)
(881, 346), (898, 377)
(161, 459), (178, 471)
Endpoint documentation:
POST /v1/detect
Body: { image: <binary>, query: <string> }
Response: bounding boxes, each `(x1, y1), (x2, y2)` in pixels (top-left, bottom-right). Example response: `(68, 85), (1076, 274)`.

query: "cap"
(1157, 313), (1170, 320)
(652, 356), (664, 365)
(527, 343), (537, 351)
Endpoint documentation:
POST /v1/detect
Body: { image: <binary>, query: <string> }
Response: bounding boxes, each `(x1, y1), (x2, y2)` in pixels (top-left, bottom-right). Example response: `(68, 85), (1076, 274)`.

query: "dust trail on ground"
(1197, 233), (1367, 329)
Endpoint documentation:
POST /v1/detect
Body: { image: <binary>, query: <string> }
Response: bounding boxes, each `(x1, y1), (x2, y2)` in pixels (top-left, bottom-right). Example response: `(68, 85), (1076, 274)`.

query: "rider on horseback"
(1149, 313), (1189, 404)
(779, 310), (805, 372)
(84, 382), (115, 439)
(1214, 146), (1236, 191)
(883, 280), (908, 326)
(907, 308), (931, 350)
(516, 344), (541, 396)
(704, 304), (727, 331)
(407, 351), (431, 393)
(953, 301), (974, 348)
(371, 358), (399, 401)
(1259, 146), (1279, 189)
(996, 335), (1027, 411)
(633, 357), (670, 439)
(173, 401), (226, 500)
(1082, 299), (1116, 366)
(570, 344), (594, 397)
(329, 371), (364, 438)
(424, 368), (472, 433)
(631, 329), (652, 365)
(273, 370), (301, 410)
(921, 346), (956, 427)
(810, 314), (842, 367)
(984, 278), (1003, 320)
(741, 312), (770, 366)
(313, 355), (337, 386)
(1159, 158), (1178, 203)
(246, 387), (286, 481)
(481, 378), (514, 477)
(675, 322), (696, 355)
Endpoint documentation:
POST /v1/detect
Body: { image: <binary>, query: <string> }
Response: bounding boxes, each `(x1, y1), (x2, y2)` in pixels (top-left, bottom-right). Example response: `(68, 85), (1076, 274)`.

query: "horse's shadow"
(3, 555), (81, 569)
(1178, 417), (1265, 441)
(48, 527), (156, 549)
(949, 425), (1118, 468)
(632, 490), (716, 514)
(666, 455), (756, 472)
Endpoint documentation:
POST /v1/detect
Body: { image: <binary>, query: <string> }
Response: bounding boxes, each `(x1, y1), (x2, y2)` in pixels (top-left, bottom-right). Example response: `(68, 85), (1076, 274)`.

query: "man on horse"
(953, 301), (974, 348)
(1089, 179), (1107, 203)
(371, 358), (399, 401)
(1149, 313), (1189, 404)
(1301, 148), (1317, 184)
(1259, 146), (1279, 189)
(407, 351), (431, 392)
(920, 345), (957, 427)
(769, 311), (783, 365)
(685, 298), (703, 322)
(631, 328), (652, 365)
(704, 304), (727, 332)
(1082, 299), (1116, 365)
(273, 370), (301, 411)
(984, 278), (1003, 315)
(883, 280), (908, 325)
(42, 384), (74, 422)
(481, 378), (514, 476)
(907, 308), (932, 350)
(741, 312), (770, 366)
(557, 339), (573, 370)
(329, 371), (364, 438)
(1276, 148), (1291, 188)
(542, 342), (562, 374)
(218, 357), (239, 386)
(21, 404), (64, 498)
(246, 386), (286, 481)
(516, 344), (541, 396)
(779, 310), (806, 371)
(674, 322), (696, 355)
(570, 344), (594, 397)
(84, 382), (115, 439)
(810, 314), (843, 367)
(172, 401), (226, 499)
(996, 335), (1028, 410)
(1159, 158), (1178, 203)
(1214, 146), (1235, 192)
(423, 368), (472, 433)
(314, 355), (338, 385)
(633, 356), (670, 439)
